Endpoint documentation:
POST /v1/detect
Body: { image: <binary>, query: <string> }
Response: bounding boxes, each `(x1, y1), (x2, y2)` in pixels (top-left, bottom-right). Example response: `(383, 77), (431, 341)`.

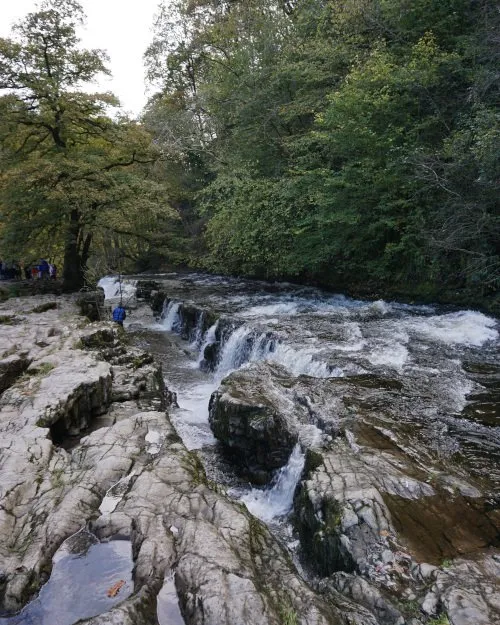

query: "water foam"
(216, 325), (341, 379)
(162, 301), (181, 331)
(198, 321), (219, 365)
(406, 311), (498, 347)
(98, 276), (137, 301)
(240, 444), (305, 522)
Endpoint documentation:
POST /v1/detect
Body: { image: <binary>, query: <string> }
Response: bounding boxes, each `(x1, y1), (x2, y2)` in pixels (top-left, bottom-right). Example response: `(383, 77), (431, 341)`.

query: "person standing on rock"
(112, 305), (126, 326)
(39, 259), (50, 279)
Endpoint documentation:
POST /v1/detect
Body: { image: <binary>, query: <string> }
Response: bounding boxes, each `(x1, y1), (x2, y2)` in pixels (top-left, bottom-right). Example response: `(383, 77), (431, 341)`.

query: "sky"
(0, 0), (164, 117)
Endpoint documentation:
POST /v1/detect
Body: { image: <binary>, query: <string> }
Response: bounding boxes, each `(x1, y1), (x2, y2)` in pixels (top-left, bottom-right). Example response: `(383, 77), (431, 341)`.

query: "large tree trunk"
(62, 209), (85, 292)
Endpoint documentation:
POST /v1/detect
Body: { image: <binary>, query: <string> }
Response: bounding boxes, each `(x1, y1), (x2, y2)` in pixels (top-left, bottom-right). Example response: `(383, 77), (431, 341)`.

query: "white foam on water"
(162, 301), (181, 331)
(240, 444), (305, 522)
(345, 429), (361, 453)
(197, 321), (219, 365)
(297, 424), (324, 448)
(405, 311), (498, 347)
(168, 380), (219, 450)
(329, 322), (366, 352)
(216, 325), (259, 376)
(268, 343), (340, 378)
(98, 276), (137, 301)
(190, 312), (206, 348)
(364, 326), (410, 370)
(367, 299), (392, 316)
(240, 301), (301, 318)
(366, 341), (410, 370)
(216, 325), (342, 379)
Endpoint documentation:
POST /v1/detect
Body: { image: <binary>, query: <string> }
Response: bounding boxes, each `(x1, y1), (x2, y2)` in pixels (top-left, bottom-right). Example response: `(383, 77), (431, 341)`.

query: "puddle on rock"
(157, 573), (185, 625)
(1, 531), (133, 625)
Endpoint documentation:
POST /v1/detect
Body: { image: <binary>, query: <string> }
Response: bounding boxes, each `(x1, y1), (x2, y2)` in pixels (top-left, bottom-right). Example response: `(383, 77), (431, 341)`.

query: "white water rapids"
(99, 274), (499, 523)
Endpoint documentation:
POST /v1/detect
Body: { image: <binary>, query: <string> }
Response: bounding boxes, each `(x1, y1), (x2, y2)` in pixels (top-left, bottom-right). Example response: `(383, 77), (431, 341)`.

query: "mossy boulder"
(208, 365), (298, 484)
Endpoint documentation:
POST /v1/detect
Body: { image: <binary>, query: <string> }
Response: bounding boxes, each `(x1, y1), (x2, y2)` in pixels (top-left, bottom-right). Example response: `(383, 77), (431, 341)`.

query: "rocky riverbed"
(0, 274), (499, 625)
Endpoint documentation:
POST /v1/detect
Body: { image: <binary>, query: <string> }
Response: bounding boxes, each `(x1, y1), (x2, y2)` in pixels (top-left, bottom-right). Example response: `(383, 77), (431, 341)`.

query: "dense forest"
(1, 0), (499, 309)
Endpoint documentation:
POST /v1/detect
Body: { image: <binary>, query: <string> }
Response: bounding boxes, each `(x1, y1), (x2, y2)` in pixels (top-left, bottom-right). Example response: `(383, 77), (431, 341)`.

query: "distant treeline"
(1, 1), (498, 308)
(143, 0), (499, 310)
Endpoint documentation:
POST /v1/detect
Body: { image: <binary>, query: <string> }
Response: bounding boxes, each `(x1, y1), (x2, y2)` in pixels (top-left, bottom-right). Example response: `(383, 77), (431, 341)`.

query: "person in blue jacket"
(112, 305), (126, 326)
(39, 259), (50, 279)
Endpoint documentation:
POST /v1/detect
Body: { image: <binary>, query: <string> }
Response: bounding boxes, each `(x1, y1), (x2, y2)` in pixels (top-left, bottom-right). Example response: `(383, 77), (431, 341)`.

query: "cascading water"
(190, 312), (206, 348)
(162, 301), (181, 332)
(197, 321), (218, 365)
(129, 274), (499, 526)
(214, 325), (340, 379)
(216, 326), (275, 377)
(239, 444), (306, 522)
(98, 276), (137, 302)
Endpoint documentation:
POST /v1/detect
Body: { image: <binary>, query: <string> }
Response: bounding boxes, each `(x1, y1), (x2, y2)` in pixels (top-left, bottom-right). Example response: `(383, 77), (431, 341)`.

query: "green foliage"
(428, 615), (450, 625)
(127, 0), (500, 304)
(0, 0), (178, 290)
(279, 605), (299, 625)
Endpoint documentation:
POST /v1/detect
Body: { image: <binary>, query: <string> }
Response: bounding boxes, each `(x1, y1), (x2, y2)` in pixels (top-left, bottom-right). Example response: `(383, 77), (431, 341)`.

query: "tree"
(0, 0), (168, 290)
(144, 0), (500, 307)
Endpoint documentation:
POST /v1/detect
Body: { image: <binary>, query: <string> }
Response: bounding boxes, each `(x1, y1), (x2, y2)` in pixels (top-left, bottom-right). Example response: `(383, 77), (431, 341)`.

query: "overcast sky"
(0, 0), (164, 117)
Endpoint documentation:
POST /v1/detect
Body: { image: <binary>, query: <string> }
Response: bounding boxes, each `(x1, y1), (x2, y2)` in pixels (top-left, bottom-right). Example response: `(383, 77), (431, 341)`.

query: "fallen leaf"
(107, 580), (126, 598)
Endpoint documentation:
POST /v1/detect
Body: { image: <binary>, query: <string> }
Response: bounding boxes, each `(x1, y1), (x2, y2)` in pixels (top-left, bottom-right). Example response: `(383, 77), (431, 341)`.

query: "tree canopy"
(1, 0), (498, 307)
(0, 0), (178, 290)
(144, 0), (500, 308)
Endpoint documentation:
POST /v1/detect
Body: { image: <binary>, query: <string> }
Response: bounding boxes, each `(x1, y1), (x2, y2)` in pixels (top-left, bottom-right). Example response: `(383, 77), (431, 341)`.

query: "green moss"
(397, 599), (421, 618)
(30, 302), (57, 313)
(279, 605), (298, 625)
(51, 467), (65, 488)
(32, 362), (55, 376)
(181, 450), (207, 486)
(428, 615), (450, 625)
(304, 448), (324, 475)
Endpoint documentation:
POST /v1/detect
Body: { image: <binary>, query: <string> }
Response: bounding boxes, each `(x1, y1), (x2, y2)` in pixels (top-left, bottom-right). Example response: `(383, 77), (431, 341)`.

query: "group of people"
(0, 259), (57, 281)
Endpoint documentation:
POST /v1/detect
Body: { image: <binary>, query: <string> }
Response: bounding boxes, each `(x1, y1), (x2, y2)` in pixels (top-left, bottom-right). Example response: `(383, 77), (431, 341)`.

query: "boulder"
(209, 364), (299, 483)
(76, 289), (105, 321)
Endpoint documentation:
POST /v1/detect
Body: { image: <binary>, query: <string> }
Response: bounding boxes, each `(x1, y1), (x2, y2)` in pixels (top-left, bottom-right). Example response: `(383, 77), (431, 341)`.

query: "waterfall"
(215, 324), (341, 379)
(240, 444), (305, 522)
(216, 326), (255, 375)
(216, 326), (276, 377)
(268, 343), (341, 378)
(197, 321), (219, 365)
(98, 276), (137, 301)
(162, 301), (181, 332)
(190, 312), (206, 348)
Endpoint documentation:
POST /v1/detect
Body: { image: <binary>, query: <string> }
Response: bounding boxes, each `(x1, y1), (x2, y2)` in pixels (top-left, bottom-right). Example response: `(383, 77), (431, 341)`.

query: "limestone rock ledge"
(0, 295), (164, 612)
(206, 362), (500, 625)
(208, 364), (301, 484)
(0, 295), (379, 625)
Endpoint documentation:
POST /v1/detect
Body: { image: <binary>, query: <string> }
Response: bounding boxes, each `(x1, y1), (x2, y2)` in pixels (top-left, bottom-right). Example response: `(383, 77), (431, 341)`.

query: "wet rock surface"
(208, 364), (299, 483)
(121, 272), (500, 625)
(0, 290), (374, 625)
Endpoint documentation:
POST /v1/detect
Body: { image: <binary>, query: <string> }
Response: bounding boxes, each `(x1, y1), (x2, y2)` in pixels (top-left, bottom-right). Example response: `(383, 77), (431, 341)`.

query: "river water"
(100, 272), (500, 519)
(1, 273), (497, 625)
